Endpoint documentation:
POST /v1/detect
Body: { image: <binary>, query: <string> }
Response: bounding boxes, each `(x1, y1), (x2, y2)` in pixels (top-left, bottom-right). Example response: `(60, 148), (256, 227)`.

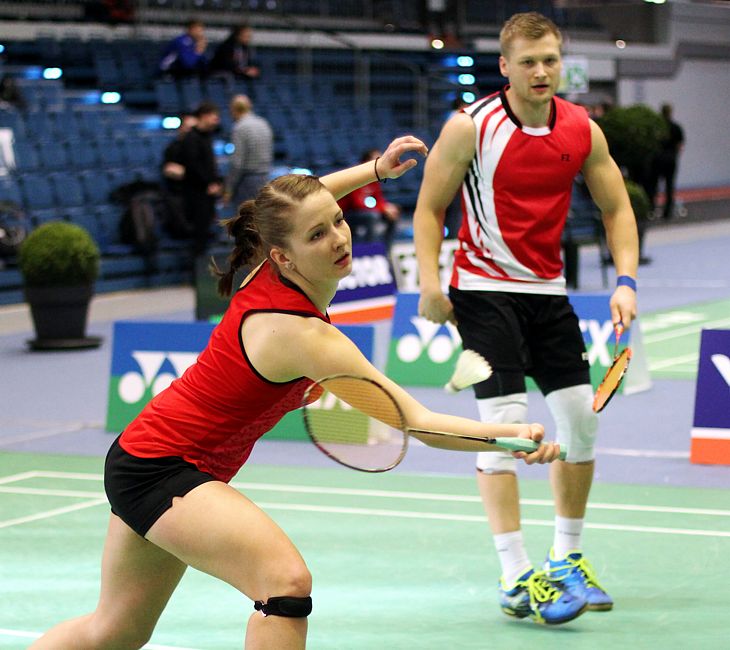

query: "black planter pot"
(24, 284), (103, 350)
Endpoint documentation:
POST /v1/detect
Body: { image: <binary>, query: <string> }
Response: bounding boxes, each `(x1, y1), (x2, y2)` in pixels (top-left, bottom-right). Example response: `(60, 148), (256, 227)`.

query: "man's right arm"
(413, 113), (475, 323)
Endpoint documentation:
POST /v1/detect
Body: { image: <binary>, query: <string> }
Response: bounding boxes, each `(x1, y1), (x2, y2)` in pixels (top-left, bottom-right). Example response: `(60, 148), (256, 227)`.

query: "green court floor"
(643, 297), (730, 380)
(2, 452), (728, 649)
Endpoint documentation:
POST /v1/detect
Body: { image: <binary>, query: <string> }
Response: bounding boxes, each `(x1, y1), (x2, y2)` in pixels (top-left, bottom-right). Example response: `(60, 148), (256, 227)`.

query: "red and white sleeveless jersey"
(451, 87), (592, 295)
(120, 261), (329, 482)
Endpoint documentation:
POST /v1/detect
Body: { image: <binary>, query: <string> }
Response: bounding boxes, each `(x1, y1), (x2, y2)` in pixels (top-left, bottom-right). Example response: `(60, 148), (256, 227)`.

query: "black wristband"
(374, 157), (386, 183)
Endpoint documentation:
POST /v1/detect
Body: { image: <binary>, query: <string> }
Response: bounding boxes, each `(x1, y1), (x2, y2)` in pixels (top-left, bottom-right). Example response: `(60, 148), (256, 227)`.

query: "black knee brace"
(254, 596), (312, 618)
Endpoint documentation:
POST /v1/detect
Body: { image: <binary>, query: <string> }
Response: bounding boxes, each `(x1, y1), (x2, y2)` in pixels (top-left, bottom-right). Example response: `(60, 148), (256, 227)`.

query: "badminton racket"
(592, 323), (632, 413)
(302, 374), (566, 472)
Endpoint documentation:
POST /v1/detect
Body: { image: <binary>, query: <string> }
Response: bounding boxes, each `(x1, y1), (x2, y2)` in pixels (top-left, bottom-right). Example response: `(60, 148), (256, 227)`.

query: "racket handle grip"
(495, 437), (568, 461)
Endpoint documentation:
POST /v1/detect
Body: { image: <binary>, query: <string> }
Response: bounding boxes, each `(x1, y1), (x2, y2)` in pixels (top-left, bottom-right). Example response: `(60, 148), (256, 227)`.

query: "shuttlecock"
(444, 349), (493, 393)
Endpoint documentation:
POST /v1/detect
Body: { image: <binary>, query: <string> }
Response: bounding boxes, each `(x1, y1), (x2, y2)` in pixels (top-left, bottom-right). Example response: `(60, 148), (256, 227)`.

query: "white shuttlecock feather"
(444, 349), (493, 393)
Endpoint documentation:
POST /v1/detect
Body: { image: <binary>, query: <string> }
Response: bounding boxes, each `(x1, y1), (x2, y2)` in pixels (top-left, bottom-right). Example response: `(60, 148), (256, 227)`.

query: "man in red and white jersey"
(414, 12), (639, 625)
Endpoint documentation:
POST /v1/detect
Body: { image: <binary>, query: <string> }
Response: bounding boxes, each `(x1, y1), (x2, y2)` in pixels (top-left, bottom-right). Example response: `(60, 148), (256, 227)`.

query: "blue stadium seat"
(79, 169), (113, 205)
(97, 139), (126, 167)
(19, 173), (57, 211)
(119, 139), (150, 168)
(95, 55), (124, 88)
(0, 177), (24, 206)
(24, 111), (55, 141)
(67, 140), (100, 170)
(180, 78), (203, 112)
(50, 172), (86, 208)
(39, 142), (71, 172)
(51, 111), (82, 141)
(0, 109), (26, 140)
(155, 80), (182, 115)
(12, 141), (42, 174)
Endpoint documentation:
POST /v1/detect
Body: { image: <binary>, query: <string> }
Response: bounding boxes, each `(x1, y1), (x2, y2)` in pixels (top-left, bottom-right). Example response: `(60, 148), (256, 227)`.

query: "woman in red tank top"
(32, 136), (563, 650)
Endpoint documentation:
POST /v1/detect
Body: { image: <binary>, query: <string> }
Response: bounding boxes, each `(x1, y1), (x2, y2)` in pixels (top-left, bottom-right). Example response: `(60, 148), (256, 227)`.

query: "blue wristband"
(616, 275), (637, 291)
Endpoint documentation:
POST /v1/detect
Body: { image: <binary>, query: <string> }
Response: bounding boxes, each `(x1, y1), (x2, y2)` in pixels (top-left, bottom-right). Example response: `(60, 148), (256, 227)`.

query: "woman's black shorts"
(104, 435), (216, 538)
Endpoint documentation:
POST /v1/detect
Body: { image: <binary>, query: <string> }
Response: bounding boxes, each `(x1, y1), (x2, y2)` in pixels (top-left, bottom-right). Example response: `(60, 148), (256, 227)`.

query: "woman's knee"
(88, 613), (155, 649)
(260, 557), (312, 598)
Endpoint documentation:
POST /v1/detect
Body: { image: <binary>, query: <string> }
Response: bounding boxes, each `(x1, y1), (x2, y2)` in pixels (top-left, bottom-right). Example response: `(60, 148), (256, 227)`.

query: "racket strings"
(303, 376), (408, 472)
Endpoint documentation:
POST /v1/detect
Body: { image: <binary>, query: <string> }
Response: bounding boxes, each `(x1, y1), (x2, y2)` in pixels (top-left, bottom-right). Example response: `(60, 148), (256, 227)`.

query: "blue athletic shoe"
(498, 568), (588, 625)
(545, 549), (614, 611)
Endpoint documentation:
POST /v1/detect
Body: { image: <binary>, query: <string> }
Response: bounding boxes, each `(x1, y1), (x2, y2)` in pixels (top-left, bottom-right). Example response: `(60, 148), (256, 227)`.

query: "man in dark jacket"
(179, 102), (222, 256)
(210, 24), (260, 80)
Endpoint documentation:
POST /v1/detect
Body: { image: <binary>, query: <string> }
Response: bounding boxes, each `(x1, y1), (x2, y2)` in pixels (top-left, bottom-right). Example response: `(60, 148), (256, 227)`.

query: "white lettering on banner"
(711, 354), (730, 388)
(118, 351), (198, 404)
(579, 319), (614, 366)
(338, 255), (393, 290)
(396, 317), (462, 364)
(390, 241), (458, 292)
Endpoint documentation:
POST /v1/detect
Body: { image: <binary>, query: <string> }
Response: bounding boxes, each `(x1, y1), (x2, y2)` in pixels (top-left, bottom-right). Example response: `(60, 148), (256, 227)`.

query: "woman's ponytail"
(211, 200), (262, 296)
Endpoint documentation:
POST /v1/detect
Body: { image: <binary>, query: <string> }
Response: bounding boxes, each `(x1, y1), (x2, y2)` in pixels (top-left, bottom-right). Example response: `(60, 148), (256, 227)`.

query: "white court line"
(0, 628), (202, 650)
(0, 422), (103, 447)
(594, 447), (690, 459)
(648, 353), (698, 371)
(0, 498), (107, 529)
(3, 471), (729, 519)
(257, 502), (730, 538)
(0, 471), (41, 485)
(6, 484), (729, 519)
(643, 316), (730, 344)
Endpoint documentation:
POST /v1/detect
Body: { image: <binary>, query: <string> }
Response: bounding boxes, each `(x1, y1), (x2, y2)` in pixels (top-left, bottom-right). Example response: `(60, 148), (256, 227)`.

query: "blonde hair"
(213, 174), (326, 296)
(500, 12), (562, 57)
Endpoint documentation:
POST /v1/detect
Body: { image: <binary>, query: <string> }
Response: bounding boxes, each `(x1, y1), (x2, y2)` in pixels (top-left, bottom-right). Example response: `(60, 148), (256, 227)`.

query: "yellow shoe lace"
(524, 570), (562, 606)
(568, 555), (607, 591)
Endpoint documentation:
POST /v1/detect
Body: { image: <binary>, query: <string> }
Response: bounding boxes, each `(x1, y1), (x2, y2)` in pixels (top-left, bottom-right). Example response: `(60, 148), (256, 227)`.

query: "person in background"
(337, 149), (401, 250)
(30, 135), (563, 650)
(210, 23), (261, 81)
(179, 102), (222, 256)
(414, 11), (638, 626)
(223, 95), (273, 210)
(649, 103), (685, 220)
(159, 19), (208, 79)
(160, 112), (197, 239)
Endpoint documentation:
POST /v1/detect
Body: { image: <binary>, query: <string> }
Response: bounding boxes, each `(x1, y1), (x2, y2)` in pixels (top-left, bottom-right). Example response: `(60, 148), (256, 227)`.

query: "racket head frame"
(592, 324), (632, 413)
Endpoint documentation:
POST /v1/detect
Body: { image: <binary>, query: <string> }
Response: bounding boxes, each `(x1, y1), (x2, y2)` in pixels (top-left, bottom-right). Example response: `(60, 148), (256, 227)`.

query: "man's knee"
(545, 384), (598, 463)
(475, 394), (528, 474)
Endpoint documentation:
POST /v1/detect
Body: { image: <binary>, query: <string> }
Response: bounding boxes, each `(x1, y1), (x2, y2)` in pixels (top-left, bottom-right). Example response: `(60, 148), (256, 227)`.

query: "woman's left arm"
(320, 135), (428, 199)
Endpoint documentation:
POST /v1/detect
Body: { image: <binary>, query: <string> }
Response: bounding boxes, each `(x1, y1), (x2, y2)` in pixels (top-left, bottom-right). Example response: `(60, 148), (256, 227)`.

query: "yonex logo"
(396, 317), (462, 364)
(579, 319), (615, 366)
(118, 351), (198, 404)
(711, 354), (730, 388)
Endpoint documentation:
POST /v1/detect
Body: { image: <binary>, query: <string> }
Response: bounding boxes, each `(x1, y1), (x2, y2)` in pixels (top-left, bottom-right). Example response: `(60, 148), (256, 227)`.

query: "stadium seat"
(12, 141), (42, 174)
(67, 140), (100, 170)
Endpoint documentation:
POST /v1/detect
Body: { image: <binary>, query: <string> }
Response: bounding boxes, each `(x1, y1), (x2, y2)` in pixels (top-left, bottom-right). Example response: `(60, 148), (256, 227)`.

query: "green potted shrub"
(18, 220), (102, 350)
(597, 104), (667, 193)
(624, 179), (651, 223)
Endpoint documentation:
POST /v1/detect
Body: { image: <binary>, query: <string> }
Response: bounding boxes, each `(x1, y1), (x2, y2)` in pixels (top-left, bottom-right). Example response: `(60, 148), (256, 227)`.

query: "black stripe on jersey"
(464, 163), (491, 242)
(467, 91), (500, 120)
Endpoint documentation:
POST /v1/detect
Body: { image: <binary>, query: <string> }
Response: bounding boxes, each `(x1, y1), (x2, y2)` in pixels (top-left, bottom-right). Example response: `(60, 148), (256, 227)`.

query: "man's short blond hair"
(230, 94), (252, 117)
(499, 12), (562, 56)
